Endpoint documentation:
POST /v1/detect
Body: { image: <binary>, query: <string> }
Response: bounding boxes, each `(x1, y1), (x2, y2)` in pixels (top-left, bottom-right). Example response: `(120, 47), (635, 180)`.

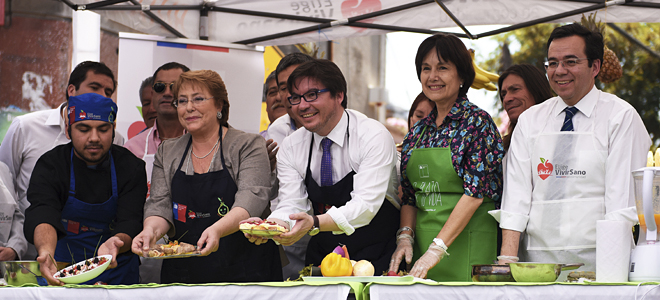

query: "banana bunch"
(469, 49), (499, 91)
(647, 149), (660, 167)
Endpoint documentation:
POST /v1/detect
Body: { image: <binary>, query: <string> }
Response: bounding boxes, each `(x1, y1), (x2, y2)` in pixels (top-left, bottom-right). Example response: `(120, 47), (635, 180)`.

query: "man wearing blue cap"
(23, 93), (147, 285)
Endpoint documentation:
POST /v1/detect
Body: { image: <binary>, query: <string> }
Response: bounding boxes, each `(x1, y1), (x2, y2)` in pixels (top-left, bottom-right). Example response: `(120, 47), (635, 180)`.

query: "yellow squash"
(320, 252), (353, 277)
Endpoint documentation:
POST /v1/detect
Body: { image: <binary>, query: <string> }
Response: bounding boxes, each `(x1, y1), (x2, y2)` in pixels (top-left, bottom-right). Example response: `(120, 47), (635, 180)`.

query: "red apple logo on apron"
(537, 157), (553, 180)
(341, 0), (382, 32)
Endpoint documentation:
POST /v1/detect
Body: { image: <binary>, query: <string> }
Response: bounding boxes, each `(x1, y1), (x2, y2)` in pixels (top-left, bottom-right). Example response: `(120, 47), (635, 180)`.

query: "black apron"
(304, 114), (399, 275)
(55, 150), (139, 285)
(161, 128), (282, 283)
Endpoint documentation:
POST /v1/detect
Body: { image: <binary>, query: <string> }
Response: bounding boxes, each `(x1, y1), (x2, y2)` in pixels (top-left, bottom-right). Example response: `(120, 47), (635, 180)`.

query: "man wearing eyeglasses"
(123, 62), (189, 283)
(245, 59), (401, 275)
(497, 23), (650, 275)
(0, 61), (124, 260)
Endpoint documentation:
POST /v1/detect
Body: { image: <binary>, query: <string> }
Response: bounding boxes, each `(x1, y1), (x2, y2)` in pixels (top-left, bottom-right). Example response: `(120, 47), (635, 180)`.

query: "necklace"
(192, 137), (220, 159)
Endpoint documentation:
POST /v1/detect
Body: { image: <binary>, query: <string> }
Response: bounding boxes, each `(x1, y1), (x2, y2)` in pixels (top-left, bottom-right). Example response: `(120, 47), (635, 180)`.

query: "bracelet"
(396, 233), (414, 245)
(497, 255), (519, 262)
(396, 226), (415, 239)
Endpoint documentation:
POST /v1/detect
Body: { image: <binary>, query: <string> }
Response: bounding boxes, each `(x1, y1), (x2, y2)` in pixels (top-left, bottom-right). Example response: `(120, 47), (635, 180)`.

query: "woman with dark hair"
(407, 92), (436, 131)
(389, 33), (504, 281)
(498, 64), (553, 150)
(131, 70), (281, 283)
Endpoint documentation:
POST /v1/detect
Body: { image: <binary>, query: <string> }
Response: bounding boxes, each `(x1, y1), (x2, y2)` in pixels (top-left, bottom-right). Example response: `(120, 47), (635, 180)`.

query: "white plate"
(144, 252), (202, 259)
(302, 275), (415, 283)
(54, 255), (112, 284)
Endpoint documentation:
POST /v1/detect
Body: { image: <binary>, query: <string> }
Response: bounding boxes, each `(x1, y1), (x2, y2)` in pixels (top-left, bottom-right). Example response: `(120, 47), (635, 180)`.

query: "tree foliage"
(484, 22), (660, 145)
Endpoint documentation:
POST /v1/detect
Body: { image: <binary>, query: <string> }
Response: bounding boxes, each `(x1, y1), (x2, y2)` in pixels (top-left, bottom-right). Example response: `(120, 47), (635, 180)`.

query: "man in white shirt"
(263, 53), (314, 280)
(0, 61), (125, 260)
(0, 161), (27, 261)
(249, 59), (400, 275)
(498, 23), (650, 273)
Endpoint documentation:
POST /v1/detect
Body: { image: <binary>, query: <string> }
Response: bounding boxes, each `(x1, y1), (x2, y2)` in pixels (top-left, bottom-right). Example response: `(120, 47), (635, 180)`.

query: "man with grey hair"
(139, 76), (156, 129)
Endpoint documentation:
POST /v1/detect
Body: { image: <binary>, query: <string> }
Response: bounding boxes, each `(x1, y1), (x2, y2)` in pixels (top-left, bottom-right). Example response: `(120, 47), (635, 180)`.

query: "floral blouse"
(400, 96), (504, 207)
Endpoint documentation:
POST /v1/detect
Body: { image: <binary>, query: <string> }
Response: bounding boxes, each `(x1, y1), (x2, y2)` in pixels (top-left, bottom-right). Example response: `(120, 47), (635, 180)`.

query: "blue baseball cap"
(67, 93), (118, 125)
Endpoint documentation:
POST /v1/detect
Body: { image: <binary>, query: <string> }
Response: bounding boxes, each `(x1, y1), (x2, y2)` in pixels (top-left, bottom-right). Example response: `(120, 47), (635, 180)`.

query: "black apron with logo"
(304, 114), (399, 275)
(161, 128), (282, 283)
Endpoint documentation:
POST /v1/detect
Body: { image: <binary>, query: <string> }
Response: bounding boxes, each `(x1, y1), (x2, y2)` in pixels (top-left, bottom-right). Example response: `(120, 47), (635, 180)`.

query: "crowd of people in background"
(0, 21), (650, 284)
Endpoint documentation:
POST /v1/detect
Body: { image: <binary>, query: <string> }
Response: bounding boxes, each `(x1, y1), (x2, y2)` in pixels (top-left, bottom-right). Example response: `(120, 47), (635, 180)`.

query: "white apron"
(138, 126), (163, 284)
(522, 100), (606, 275)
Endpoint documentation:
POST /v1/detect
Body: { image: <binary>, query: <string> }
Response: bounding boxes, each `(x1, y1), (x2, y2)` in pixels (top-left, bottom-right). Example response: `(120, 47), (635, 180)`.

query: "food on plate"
(320, 245), (353, 277)
(54, 256), (109, 279)
(147, 241), (199, 257)
(352, 260), (375, 276)
(239, 220), (288, 233)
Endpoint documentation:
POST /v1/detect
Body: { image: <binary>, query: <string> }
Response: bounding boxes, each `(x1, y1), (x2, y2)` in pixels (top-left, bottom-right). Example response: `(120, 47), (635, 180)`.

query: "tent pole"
(235, 0), (434, 45)
(349, 23), (467, 38)
(474, 1), (623, 38)
(208, 6), (333, 23)
(82, 0), (128, 10)
(127, 0), (187, 38)
(433, 0), (474, 39)
(607, 23), (660, 60)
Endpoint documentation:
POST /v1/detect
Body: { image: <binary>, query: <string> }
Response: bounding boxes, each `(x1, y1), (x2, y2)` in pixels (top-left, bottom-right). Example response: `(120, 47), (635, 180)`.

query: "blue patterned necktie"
(561, 106), (579, 131)
(320, 138), (333, 186)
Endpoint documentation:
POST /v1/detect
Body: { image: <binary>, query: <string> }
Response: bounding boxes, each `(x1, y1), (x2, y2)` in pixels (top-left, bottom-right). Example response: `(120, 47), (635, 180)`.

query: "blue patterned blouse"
(400, 96), (504, 207)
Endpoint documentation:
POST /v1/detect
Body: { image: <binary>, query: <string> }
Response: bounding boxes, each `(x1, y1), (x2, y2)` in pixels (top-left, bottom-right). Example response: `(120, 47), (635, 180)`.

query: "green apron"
(407, 129), (497, 281)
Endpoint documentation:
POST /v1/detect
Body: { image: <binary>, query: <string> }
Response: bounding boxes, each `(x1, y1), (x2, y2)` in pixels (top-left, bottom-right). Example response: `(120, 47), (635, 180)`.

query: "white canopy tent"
(59, 0), (660, 46)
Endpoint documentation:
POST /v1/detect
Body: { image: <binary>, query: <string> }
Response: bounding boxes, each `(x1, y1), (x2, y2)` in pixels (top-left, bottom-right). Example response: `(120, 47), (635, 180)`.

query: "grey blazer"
(144, 126), (272, 236)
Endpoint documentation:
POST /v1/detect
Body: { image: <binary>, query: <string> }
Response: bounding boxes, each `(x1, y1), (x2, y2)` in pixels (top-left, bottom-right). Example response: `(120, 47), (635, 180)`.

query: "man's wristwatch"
(308, 215), (320, 236)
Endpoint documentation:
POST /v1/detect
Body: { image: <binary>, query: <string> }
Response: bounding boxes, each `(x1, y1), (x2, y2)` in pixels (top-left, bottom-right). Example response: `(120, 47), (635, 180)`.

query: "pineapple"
(579, 13), (623, 83)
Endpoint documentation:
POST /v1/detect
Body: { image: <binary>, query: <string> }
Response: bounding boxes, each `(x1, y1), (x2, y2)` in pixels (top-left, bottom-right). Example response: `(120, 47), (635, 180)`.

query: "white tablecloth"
(0, 283), (352, 300)
(369, 283), (660, 300)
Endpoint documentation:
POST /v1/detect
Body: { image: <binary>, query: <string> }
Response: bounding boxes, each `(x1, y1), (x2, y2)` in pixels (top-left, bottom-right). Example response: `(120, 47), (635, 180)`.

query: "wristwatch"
(308, 215), (320, 236)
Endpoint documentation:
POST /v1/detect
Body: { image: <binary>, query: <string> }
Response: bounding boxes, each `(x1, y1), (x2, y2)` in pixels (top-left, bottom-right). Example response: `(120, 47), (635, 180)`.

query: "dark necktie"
(561, 106), (579, 132)
(320, 138), (333, 186)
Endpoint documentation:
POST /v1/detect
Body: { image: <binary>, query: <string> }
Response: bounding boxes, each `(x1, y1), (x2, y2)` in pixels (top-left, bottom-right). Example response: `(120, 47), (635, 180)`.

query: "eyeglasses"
(152, 81), (175, 93)
(173, 96), (214, 108)
(544, 58), (589, 70)
(288, 89), (330, 105)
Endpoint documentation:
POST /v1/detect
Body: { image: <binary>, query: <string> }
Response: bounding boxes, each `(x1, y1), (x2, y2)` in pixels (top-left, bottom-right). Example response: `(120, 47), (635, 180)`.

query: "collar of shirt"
(420, 96), (468, 128)
(553, 85), (598, 119)
(313, 109), (348, 151)
(51, 103), (66, 128)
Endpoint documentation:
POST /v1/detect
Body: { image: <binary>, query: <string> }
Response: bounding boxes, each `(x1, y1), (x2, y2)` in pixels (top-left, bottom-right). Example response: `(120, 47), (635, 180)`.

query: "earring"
(460, 84), (464, 88)
(217, 111), (222, 119)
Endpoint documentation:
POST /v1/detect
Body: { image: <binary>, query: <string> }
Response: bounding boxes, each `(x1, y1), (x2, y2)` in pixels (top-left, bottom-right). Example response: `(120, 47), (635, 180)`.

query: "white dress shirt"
(269, 109), (400, 235)
(500, 86), (651, 232)
(264, 114), (299, 210)
(0, 161), (27, 259)
(266, 114), (298, 146)
(0, 104), (125, 213)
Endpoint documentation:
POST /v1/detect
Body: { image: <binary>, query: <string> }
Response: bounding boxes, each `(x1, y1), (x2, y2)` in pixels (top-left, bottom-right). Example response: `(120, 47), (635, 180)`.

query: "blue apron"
(161, 127), (282, 283)
(55, 149), (139, 285)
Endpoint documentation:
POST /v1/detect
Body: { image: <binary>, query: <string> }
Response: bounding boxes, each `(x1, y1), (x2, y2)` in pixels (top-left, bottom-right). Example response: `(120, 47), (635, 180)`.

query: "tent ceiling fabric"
(67, 0), (660, 46)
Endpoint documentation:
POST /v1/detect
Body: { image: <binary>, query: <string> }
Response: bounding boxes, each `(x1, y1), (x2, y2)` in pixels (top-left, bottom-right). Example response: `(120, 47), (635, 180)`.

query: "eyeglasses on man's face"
(152, 81), (175, 94)
(173, 96), (214, 108)
(544, 58), (589, 70)
(288, 88), (330, 105)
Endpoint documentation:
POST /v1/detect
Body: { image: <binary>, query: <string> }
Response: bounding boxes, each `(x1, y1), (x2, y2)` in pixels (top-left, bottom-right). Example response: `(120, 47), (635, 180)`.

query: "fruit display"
(646, 148), (660, 167)
(580, 13), (623, 84)
(469, 49), (499, 91)
(54, 256), (109, 279)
